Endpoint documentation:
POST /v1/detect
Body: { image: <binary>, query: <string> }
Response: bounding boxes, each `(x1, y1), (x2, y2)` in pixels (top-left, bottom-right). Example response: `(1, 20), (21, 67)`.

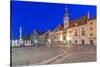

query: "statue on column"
(19, 26), (23, 46)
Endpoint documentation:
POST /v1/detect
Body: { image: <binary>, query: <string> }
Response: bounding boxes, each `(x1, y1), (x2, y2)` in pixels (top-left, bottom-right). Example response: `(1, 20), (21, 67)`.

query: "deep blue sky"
(10, 1), (96, 40)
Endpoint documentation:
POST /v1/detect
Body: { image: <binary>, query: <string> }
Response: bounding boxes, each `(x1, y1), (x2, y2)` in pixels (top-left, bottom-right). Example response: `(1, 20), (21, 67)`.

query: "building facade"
(49, 8), (96, 46)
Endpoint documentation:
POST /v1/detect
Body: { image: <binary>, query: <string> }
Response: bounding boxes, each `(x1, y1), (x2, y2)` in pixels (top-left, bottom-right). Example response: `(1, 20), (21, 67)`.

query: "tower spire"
(65, 7), (68, 16)
(64, 7), (69, 29)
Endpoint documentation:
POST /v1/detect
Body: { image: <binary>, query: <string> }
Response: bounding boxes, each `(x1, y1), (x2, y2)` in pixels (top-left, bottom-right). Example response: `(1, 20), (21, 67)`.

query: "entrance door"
(90, 40), (94, 45)
(82, 40), (84, 44)
(70, 41), (71, 44)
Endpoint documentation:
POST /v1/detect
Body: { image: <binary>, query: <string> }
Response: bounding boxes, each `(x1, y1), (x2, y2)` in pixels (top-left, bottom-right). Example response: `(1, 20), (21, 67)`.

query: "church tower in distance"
(64, 7), (69, 29)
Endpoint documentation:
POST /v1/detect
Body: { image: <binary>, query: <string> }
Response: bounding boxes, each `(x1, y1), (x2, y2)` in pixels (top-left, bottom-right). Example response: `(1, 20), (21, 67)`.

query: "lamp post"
(34, 40), (38, 46)
(66, 33), (71, 45)
(48, 39), (51, 46)
(60, 34), (63, 41)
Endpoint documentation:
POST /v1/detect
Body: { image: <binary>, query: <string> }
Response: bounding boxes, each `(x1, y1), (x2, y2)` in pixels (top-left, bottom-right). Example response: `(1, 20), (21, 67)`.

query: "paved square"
(11, 45), (96, 66)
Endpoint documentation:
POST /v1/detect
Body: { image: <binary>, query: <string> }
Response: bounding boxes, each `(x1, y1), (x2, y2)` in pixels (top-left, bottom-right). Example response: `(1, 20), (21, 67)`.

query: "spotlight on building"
(67, 36), (71, 41)
(66, 33), (71, 41)
(60, 34), (63, 41)
(47, 39), (51, 45)
(48, 39), (50, 42)
(34, 40), (38, 43)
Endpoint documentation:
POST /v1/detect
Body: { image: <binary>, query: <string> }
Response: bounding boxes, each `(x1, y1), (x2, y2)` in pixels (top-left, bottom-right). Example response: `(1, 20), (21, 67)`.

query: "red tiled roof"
(68, 16), (87, 28)
(54, 15), (93, 31)
(54, 24), (63, 32)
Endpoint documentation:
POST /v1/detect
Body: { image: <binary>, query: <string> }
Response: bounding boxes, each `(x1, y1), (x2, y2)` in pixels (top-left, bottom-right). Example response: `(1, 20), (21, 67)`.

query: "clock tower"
(64, 8), (69, 29)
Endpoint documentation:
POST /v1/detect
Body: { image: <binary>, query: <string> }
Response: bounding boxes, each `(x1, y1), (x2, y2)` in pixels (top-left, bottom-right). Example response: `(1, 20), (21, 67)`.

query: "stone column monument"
(19, 26), (23, 46)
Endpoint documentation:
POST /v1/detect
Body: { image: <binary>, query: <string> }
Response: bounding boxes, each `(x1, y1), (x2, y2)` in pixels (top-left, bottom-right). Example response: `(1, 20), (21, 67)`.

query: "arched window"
(82, 28), (84, 30)
(75, 29), (77, 31)
(69, 31), (72, 33)
(90, 33), (93, 36)
(63, 36), (66, 40)
(81, 30), (85, 35)
(75, 32), (78, 36)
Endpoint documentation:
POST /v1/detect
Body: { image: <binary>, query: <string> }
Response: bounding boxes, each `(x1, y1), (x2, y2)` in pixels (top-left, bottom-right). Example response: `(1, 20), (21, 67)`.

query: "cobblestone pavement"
(46, 45), (96, 64)
(61, 51), (96, 63)
(48, 51), (96, 64)
(11, 45), (96, 66)
(11, 46), (65, 66)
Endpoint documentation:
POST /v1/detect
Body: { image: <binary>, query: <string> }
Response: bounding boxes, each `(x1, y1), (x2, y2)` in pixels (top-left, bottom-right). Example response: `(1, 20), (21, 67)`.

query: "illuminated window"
(81, 30), (85, 35)
(75, 23), (77, 26)
(90, 34), (93, 36)
(90, 22), (93, 25)
(63, 36), (66, 40)
(63, 31), (67, 35)
(75, 32), (78, 36)
(69, 31), (72, 33)
(90, 27), (93, 30)
(75, 29), (77, 31)
(82, 28), (84, 30)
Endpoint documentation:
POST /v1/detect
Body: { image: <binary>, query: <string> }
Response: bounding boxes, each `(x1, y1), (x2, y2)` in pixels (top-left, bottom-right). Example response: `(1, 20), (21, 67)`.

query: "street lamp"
(66, 33), (71, 41)
(60, 34), (63, 41)
(67, 36), (71, 41)
(48, 39), (51, 45)
(66, 33), (71, 45)
(34, 40), (38, 46)
(34, 40), (38, 43)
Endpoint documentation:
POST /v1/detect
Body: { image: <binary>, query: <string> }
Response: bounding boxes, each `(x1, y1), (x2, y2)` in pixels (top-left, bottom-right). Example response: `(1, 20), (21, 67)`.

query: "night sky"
(10, 1), (96, 40)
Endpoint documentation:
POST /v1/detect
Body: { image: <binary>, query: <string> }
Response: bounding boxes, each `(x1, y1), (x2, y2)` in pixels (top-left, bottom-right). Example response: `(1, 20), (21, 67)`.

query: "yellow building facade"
(49, 8), (96, 46)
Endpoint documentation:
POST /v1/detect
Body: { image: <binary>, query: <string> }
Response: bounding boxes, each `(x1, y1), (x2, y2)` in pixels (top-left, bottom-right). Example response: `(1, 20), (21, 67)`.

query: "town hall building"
(49, 8), (96, 46)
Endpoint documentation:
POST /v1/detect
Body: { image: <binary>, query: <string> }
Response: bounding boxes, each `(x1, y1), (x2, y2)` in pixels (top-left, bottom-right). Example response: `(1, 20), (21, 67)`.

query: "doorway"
(81, 40), (85, 44)
(90, 40), (94, 45)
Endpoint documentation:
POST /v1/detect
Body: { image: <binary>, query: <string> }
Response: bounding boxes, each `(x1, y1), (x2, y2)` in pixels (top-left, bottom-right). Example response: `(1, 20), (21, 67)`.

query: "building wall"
(64, 24), (88, 45)
(49, 19), (96, 46)
(65, 28), (74, 44)
(87, 19), (96, 45)
(78, 24), (88, 45)
(49, 32), (55, 43)
(55, 31), (63, 42)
